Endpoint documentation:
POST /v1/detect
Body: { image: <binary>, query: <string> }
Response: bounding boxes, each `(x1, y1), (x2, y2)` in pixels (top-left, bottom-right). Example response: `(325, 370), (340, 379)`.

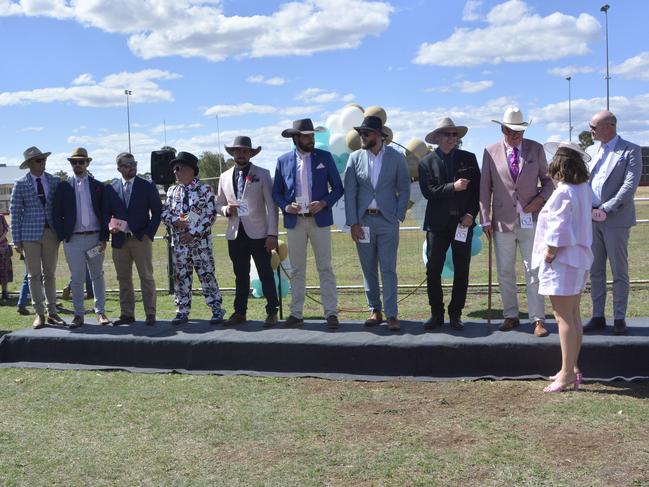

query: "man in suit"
(419, 118), (480, 331)
(480, 108), (554, 337)
(584, 110), (642, 335)
(344, 116), (410, 331)
(104, 152), (161, 326)
(53, 147), (110, 328)
(272, 118), (343, 329)
(216, 136), (279, 327)
(10, 146), (66, 329)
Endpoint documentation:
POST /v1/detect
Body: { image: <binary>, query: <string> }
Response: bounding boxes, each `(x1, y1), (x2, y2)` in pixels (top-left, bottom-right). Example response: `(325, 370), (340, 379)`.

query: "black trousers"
(228, 224), (278, 316)
(425, 219), (473, 318)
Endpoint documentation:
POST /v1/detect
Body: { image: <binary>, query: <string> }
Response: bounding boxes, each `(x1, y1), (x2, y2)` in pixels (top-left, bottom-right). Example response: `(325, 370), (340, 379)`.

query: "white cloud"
(246, 75), (287, 86)
(0, 69), (180, 107)
(203, 103), (277, 117)
(611, 51), (649, 81)
(72, 73), (96, 86)
(281, 105), (321, 116)
(462, 0), (482, 21)
(425, 80), (493, 94)
(413, 0), (600, 67)
(0, 0), (393, 61)
(547, 65), (596, 77)
(151, 123), (203, 133)
(17, 126), (44, 132)
(296, 88), (355, 104)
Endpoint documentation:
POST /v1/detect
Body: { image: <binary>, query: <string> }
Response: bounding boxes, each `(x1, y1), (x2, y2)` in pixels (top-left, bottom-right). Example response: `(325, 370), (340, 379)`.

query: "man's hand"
(109, 227), (120, 234)
(285, 203), (300, 214)
(460, 214), (473, 228)
(174, 219), (189, 230)
(179, 233), (193, 245)
(523, 196), (544, 214)
(592, 208), (607, 222)
(309, 200), (326, 215)
(350, 224), (365, 243)
(482, 226), (492, 240)
(265, 236), (278, 252)
(453, 178), (469, 191)
(226, 203), (239, 217)
(14, 244), (23, 254)
(98, 241), (107, 253)
(544, 246), (557, 263)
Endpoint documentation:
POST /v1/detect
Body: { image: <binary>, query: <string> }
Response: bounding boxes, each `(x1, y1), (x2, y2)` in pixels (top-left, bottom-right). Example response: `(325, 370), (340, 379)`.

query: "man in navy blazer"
(104, 152), (161, 326)
(52, 147), (110, 328)
(272, 118), (343, 328)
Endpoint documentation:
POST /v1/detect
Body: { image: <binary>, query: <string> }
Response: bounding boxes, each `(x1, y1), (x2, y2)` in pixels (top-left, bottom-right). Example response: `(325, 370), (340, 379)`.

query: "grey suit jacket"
(588, 136), (642, 228)
(344, 145), (410, 226)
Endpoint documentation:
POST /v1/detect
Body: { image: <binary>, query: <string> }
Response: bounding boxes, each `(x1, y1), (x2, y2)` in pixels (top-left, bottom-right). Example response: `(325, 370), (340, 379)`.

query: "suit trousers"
(493, 223), (545, 322)
(228, 224), (278, 316)
(590, 222), (630, 319)
(23, 227), (59, 315)
(63, 232), (106, 316)
(357, 213), (400, 318)
(286, 216), (337, 319)
(426, 219), (472, 318)
(112, 235), (156, 318)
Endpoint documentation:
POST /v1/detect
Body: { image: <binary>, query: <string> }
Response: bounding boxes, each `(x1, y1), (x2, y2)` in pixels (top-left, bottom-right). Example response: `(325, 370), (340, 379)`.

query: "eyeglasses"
(440, 132), (458, 137)
(589, 124), (598, 131)
(70, 160), (86, 166)
(359, 130), (374, 137)
(502, 127), (524, 136)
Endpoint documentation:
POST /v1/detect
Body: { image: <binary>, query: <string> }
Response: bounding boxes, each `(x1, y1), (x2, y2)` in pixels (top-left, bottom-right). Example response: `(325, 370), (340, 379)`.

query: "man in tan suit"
(480, 108), (554, 337)
(216, 136), (279, 326)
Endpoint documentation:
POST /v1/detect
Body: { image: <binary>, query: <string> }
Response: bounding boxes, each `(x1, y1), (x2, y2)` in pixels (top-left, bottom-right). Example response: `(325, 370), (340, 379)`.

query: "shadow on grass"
(586, 381), (649, 398)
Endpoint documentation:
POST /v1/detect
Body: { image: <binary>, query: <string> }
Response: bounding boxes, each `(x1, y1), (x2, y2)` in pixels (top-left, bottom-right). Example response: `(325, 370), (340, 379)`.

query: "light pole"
(600, 4), (610, 110)
(566, 76), (573, 141)
(124, 89), (132, 153)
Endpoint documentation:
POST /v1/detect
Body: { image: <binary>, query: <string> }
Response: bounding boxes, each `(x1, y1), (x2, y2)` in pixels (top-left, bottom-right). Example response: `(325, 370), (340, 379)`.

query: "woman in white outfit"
(532, 142), (593, 393)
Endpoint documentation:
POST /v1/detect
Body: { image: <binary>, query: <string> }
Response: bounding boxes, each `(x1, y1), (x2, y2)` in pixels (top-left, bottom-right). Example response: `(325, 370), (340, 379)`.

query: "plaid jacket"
(9, 172), (60, 244)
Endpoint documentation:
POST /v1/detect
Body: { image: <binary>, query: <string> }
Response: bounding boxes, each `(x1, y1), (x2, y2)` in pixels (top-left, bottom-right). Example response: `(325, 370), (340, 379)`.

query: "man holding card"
(272, 119), (343, 329)
(52, 147), (110, 328)
(479, 108), (553, 337)
(419, 118), (480, 331)
(344, 116), (410, 331)
(216, 136), (279, 327)
(104, 152), (161, 326)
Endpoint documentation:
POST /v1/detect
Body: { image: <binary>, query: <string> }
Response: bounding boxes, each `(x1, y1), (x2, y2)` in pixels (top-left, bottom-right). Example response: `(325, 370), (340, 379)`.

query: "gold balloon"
(277, 240), (288, 261)
(346, 129), (361, 151)
(406, 153), (420, 179)
(405, 139), (429, 160)
(364, 105), (387, 124)
(270, 251), (280, 270)
(345, 102), (365, 112)
(383, 126), (393, 145)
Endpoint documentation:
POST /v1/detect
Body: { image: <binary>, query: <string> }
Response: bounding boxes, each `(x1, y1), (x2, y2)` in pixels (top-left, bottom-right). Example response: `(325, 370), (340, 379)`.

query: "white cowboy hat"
(425, 117), (469, 145)
(492, 107), (531, 131)
(543, 141), (591, 163)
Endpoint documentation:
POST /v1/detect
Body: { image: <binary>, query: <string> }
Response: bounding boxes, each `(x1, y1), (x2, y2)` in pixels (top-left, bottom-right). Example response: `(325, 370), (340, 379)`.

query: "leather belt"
(298, 213), (313, 217)
(73, 231), (99, 235)
(366, 209), (381, 215)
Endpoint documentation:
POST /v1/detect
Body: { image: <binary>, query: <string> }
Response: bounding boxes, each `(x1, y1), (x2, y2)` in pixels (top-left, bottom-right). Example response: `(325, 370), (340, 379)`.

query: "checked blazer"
(9, 172), (60, 244)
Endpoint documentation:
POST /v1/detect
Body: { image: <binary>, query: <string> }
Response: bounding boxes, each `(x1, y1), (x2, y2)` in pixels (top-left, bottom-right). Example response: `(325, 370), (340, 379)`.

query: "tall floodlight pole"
(566, 76), (573, 141)
(215, 114), (223, 176)
(600, 4), (610, 110)
(125, 89), (132, 153)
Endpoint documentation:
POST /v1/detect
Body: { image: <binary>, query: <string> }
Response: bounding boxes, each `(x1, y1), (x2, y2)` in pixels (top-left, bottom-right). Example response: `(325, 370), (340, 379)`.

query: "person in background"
(16, 271), (30, 315)
(0, 213), (13, 300)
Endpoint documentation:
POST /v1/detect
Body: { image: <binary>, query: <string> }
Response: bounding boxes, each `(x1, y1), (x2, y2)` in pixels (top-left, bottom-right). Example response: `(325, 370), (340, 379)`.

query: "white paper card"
(359, 226), (370, 244)
(237, 199), (249, 216)
(519, 212), (533, 229)
(86, 244), (104, 259)
(187, 210), (200, 226)
(455, 224), (468, 242)
(296, 196), (309, 214)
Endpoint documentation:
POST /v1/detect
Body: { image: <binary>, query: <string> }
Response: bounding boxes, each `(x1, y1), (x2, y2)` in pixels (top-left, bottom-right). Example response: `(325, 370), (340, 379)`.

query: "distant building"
(0, 164), (26, 214)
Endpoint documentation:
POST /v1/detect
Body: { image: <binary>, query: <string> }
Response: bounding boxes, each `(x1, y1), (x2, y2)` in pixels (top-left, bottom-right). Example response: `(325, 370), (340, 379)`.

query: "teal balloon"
(474, 225), (484, 237)
(335, 153), (348, 173)
(315, 128), (330, 147)
(274, 274), (290, 298)
(315, 141), (328, 151)
(471, 234), (483, 256)
(441, 265), (454, 279)
(443, 246), (454, 271)
(251, 279), (263, 298)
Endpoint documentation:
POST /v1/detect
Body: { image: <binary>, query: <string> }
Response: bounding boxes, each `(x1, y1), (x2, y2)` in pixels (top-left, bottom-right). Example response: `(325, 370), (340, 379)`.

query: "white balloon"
(325, 113), (342, 134)
(331, 197), (350, 233)
(409, 181), (423, 204)
(339, 106), (365, 132)
(410, 199), (427, 225)
(329, 133), (348, 156)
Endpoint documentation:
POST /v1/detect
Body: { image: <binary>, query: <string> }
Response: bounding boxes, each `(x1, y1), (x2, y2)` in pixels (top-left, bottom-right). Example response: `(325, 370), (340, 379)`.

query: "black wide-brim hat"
(224, 136), (262, 157)
(170, 151), (199, 176)
(281, 118), (325, 138)
(354, 115), (388, 137)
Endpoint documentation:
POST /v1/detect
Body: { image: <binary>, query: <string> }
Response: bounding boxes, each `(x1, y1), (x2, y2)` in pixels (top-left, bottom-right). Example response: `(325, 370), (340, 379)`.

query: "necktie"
(78, 179), (90, 227)
(237, 170), (244, 199)
(509, 147), (520, 182)
(123, 181), (131, 206)
(300, 157), (309, 202)
(36, 177), (46, 207)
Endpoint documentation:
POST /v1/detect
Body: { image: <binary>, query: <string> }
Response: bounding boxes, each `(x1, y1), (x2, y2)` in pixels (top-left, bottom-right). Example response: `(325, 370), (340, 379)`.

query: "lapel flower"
(245, 175), (254, 183)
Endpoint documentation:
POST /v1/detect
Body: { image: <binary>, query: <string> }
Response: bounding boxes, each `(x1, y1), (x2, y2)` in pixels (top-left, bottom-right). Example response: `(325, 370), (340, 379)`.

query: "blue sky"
(1, 0), (648, 181)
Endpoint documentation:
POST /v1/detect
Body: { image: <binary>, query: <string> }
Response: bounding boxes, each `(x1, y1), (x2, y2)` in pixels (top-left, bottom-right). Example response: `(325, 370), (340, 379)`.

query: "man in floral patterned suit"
(161, 151), (224, 325)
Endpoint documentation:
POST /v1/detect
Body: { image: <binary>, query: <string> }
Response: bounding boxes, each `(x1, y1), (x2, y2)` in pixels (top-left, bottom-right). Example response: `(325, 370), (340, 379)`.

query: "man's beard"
(361, 138), (377, 150)
(296, 138), (314, 153)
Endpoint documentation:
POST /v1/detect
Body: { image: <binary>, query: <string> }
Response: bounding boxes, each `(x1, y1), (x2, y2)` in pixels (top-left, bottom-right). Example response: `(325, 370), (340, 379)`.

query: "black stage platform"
(1, 318), (648, 381)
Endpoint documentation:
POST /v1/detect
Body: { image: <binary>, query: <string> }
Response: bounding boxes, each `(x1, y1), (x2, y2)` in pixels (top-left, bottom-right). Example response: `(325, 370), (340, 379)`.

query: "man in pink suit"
(480, 108), (554, 337)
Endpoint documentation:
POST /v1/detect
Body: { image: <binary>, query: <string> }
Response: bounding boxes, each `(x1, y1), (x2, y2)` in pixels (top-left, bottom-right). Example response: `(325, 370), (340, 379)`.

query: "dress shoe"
(112, 315), (136, 326)
(210, 309), (225, 325)
(533, 320), (550, 337)
(145, 315), (156, 326)
(47, 313), (67, 326)
(263, 314), (278, 328)
(283, 315), (304, 328)
(613, 319), (627, 335)
(69, 315), (84, 329)
(224, 312), (246, 326)
(423, 314), (443, 330)
(365, 310), (383, 327)
(326, 314), (339, 329)
(61, 286), (71, 301)
(583, 316), (606, 333)
(17, 306), (30, 316)
(32, 314), (46, 329)
(171, 313), (189, 326)
(97, 313), (112, 326)
(387, 317), (400, 331)
(498, 317), (520, 331)
(449, 316), (464, 331)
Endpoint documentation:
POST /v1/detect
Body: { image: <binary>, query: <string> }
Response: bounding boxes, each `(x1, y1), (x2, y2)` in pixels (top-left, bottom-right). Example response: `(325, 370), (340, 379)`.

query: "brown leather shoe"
(61, 286), (72, 301)
(283, 315), (304, 328)
(263, 314), (278, 328)
(387, 317), (400, 331)
(533, 320), (550, 337)
(365, 310), (383, 327)
(224, 312), (247, 326)
(32, 314), (46, 329)
(69, 315), (84, 329)
(326, 315), (339, 329)
(47, 313), (67, 326)
(113, 315), (136, 326)
(498, 317), (520, 331)
(97, 313), (111, 326)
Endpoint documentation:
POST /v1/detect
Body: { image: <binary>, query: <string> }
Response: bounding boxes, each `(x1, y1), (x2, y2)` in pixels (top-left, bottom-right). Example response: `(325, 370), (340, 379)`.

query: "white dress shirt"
(73, 174), (100, 233)
(367, 144), (385, 209)
(590, 135), (619, 207)
(295, 149), (312, 208)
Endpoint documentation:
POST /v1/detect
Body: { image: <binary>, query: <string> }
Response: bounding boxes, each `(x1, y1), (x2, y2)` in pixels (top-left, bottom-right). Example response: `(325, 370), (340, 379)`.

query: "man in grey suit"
(584, 110), (642, 335)
(344, 116), (410, 331)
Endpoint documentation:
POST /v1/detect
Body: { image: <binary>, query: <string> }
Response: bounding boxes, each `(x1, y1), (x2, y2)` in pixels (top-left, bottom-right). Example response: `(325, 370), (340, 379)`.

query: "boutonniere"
(245, 175), (259, 183)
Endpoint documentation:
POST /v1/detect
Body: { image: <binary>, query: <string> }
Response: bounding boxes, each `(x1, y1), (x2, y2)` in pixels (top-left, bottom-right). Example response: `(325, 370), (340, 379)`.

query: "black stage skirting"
(1, 318), (648, 381)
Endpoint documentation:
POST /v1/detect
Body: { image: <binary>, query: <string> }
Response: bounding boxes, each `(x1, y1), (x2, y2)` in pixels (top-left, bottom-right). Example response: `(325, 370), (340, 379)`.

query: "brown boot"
(533, 320), (550, 337)
(365, 310), (383, 327)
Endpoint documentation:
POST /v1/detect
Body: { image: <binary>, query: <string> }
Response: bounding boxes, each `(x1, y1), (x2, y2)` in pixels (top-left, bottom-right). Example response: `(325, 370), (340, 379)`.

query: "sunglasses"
(32, 158), (46, 163)
(589, 124), (598, 130)
(70, 160), (87, 166)
(440, 132), (458, 137)
(502, 127), (524, 136)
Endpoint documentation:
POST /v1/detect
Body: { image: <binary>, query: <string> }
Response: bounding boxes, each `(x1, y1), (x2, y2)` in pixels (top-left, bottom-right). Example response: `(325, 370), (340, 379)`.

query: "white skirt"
(538, 260), (589, 296)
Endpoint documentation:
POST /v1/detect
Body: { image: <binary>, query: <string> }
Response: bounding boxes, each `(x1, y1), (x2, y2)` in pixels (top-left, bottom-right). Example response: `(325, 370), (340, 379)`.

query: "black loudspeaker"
(150, 150), (176, 185)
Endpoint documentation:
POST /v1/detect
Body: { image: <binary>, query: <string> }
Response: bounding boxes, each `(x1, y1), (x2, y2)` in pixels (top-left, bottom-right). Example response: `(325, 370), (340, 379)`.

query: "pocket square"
(316, 163), (325, 169)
